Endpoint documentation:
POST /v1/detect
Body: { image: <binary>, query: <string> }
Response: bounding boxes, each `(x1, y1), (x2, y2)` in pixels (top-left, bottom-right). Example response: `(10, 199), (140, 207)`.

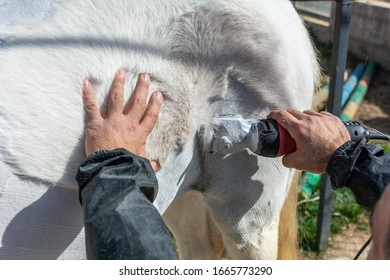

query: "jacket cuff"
(326, 139), (366, 189)
(76, 148), (156, 203)
(76, 148), (130, 185)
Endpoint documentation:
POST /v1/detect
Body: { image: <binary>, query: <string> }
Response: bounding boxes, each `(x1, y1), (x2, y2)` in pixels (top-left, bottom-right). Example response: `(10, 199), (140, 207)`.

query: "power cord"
(353, 235), (372, 260)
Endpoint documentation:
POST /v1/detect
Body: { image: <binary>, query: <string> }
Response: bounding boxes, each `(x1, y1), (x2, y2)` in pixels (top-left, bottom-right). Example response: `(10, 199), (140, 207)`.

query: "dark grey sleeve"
(327, 140), (390, 211)
(76, 148), (178, 260)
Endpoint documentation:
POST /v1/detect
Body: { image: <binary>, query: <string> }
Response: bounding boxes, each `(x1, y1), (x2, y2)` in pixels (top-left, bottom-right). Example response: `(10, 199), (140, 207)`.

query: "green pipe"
(300, 172), (322, 198)
(340, 61), (377, 121)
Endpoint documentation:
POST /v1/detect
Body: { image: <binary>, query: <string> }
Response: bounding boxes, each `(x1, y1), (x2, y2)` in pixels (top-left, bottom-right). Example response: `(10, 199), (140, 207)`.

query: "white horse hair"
(0, 0), (319, 259)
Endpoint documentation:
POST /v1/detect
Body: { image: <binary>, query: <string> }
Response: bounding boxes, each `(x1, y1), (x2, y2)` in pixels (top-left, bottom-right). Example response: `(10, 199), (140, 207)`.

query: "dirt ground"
(300, 215), (372, 260)
(301, 66), (390, 260)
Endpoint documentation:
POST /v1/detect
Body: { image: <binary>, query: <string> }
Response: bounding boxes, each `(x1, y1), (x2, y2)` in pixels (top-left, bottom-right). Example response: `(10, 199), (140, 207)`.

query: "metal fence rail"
(292, 0), (353, 251)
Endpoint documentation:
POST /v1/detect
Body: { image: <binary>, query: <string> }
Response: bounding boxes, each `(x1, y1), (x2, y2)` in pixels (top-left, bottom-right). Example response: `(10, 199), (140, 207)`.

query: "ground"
(300, 215), (371, 260)
(301, 66), (390, 260)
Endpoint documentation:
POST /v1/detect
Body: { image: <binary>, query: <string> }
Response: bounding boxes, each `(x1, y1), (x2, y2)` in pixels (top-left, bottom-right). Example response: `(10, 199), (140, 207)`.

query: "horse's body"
(0, 0), (319, 259)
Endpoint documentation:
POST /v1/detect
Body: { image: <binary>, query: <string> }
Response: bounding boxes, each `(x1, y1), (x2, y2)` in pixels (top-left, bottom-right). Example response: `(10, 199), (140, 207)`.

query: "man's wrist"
(77, 148), (156, 204)
(86, 148), (137, 160)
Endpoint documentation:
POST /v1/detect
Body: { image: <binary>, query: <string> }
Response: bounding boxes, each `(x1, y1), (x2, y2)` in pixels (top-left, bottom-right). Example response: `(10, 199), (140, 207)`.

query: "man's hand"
(267, 109), (351, 173)
(82, 70), (163, 170)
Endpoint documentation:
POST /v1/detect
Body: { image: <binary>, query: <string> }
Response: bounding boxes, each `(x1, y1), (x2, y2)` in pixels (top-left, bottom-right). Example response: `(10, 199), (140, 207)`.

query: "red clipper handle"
(276, 124), (296, 157)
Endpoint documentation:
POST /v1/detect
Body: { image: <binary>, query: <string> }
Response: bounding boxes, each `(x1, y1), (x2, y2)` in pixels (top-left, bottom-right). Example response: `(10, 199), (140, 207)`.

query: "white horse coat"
(0, 0), (319, 259)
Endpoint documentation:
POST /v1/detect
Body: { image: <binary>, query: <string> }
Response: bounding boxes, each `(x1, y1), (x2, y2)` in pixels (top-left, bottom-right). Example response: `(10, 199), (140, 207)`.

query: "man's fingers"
(125, 73), (150, 121)
(140, 91), (163, 135)
(287, 109), (311, 119)
(82, 79), (102, 121)
(319, 111), (335, 117)
(282, 153), (303, 170)
(282, 153), (294, 169)
(150, 160), (161, 172)
(267, 110), (298, 131)
(107, 69), (126, 118)
(302, 109), (322, 117)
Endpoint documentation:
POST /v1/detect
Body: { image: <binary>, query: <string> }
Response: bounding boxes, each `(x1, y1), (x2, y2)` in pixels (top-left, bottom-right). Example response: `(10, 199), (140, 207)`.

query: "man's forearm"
(76, 148), (178, 260)
(327, 140), (390, 211)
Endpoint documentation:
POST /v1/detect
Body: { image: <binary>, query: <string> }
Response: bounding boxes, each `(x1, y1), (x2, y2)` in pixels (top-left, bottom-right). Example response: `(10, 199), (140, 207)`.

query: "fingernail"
(142, 73), (150, 82)
(155, 91), (163, 101)
(116, 69), (126, 79)
(83, 79), (90, 88)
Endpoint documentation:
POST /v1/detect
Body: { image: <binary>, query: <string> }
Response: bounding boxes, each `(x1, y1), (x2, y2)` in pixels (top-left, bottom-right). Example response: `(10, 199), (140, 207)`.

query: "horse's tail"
(277, 170), (302, 260)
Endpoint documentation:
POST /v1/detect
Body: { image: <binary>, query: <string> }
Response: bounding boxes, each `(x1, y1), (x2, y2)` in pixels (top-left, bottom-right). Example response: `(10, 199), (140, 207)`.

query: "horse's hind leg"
(162, 190), (225, 260)
(202, 149), (293, 259)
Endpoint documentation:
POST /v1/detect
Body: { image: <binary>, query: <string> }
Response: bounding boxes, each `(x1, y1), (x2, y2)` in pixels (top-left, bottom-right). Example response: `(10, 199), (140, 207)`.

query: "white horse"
(0, 0), (319, 259)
